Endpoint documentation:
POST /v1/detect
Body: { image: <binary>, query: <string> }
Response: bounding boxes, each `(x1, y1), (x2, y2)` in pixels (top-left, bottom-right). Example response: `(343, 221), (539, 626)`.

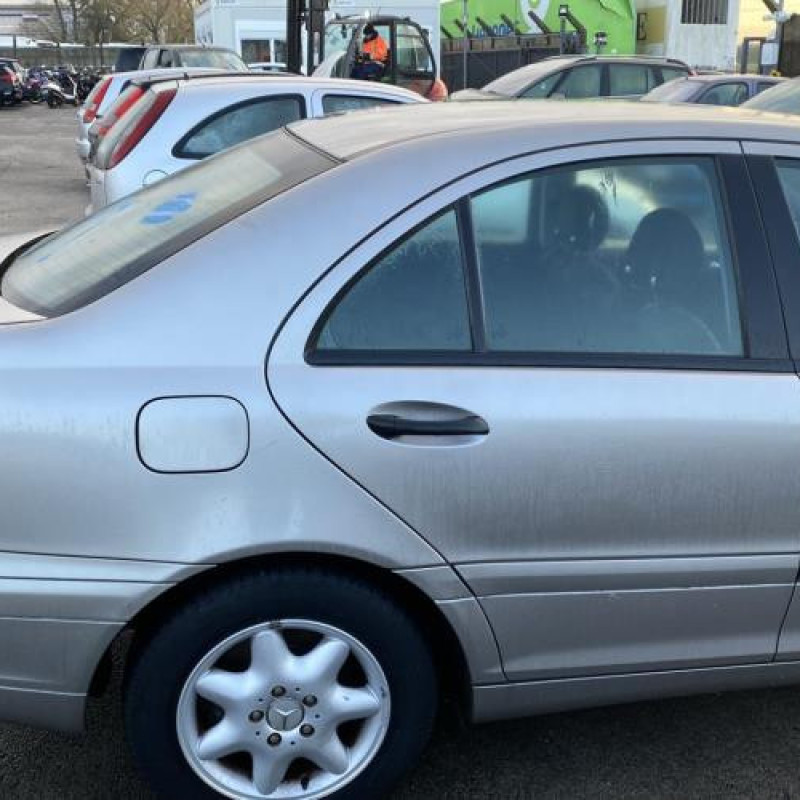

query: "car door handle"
(366, 413), (489, 440)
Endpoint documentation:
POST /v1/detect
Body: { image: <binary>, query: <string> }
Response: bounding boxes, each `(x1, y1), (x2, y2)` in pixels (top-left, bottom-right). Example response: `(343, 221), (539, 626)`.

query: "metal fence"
(441, 34), (572, 91)
(0, 44), (127, 68)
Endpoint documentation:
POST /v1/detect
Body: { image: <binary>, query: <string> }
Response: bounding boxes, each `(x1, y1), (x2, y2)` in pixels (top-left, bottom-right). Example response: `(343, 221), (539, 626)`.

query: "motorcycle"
(77, 69), (99, 103)
(22, 73), (46, 104)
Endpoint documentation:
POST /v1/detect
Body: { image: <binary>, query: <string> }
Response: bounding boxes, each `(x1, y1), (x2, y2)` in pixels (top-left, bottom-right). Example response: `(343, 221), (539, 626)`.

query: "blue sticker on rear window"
(142, 192), (197, 225)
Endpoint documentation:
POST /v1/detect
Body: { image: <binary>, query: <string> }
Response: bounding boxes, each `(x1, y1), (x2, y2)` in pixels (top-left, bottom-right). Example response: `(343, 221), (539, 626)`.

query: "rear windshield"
(743, 79), (800, 114)
(180, 50), (248, 71)
(642, 79), (699, 103)
(3, 131), (335, 317)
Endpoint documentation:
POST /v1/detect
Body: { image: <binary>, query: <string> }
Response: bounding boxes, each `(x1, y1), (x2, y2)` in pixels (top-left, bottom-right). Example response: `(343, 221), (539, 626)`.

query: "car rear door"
(745, 142), (800, 661)
(269, 140), (800, 682)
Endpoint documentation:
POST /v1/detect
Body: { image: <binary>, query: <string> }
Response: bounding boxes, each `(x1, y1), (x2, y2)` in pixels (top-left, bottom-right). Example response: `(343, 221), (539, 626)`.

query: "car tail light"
(94, 85), (145, 141)
(428, 78), (449, 102)
(107, 88), (176, 169)
(82, 76), (111, 123)
(0, 71), (11, 84)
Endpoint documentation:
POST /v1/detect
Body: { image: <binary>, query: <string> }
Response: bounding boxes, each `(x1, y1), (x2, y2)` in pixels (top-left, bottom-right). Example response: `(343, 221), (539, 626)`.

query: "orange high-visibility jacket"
(363, 36), (388, 62)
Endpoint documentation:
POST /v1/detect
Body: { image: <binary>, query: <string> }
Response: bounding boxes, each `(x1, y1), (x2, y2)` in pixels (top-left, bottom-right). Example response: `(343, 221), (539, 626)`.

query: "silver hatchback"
(4, 101), (800, 799)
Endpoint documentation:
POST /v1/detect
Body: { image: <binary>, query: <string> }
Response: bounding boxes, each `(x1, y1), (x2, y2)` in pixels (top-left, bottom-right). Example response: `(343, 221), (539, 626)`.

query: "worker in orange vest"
(362, 23), (388, 65)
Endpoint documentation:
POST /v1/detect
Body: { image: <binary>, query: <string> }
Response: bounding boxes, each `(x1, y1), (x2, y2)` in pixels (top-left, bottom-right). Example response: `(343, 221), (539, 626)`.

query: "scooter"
(46, 70), (78, 108)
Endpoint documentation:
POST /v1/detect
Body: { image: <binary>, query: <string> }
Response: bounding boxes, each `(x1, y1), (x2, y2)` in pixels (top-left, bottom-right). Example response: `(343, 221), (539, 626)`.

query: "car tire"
(124, 567), (438, 800)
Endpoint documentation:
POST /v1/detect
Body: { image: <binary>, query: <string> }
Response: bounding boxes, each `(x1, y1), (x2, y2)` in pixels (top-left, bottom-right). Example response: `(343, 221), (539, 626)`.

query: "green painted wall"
(440, 0), (636, 55)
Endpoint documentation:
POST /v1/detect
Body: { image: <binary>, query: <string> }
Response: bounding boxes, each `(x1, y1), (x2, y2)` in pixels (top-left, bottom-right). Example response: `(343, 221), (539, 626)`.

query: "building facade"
(636, 0), (800, 71)
(0, 0), (58, 40)
(195, 0), (443, 68)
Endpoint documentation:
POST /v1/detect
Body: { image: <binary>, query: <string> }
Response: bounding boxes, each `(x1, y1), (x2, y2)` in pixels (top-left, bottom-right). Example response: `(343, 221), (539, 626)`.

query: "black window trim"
(305, 152), (792, 372)
(172, 93), (309, 160)
(747, 153), (800, 363)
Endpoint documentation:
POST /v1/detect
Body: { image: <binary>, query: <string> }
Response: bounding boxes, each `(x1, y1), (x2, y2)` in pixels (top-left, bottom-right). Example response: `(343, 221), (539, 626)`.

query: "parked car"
(87, 74), (425, 213)
(75, 67), (224, 165)
(248, 62), (291, 74)
(0, 57), (25, 84)
(6, 100), (800, 800)
(139, 44), (248, 72)
(451, 54), (692, 101)
(743, 76), (800, 114)
(114, 46), (148, 73)
(642, 74), (784, 106)
(0, 63), (22, 105)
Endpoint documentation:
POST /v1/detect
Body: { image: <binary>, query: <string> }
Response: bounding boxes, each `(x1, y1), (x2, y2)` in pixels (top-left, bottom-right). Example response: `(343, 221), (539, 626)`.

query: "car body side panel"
(0, 179), (504, 729)
(0, 686), (87, 732)
(471, 660), (800, 722)
(267, 139), (800, 683)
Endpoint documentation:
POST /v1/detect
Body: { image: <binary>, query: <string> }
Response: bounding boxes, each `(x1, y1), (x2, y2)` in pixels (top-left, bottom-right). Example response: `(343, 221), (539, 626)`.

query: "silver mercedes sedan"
(4, 100), (800, 800)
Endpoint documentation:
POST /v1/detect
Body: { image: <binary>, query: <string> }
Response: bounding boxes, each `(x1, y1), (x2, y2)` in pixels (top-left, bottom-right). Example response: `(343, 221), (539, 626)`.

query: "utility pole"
(763, 0), (789, 72)
(462, 0), (468, 90)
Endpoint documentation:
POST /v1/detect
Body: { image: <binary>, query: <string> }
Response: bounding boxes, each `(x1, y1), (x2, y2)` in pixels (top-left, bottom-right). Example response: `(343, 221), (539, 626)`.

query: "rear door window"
(520, 71), (563, 98)
(471, 158), (743, 355)
(698, 82), (749, 106)
(558, 65), (603, 99)
(608, 64), (656, 96)
(175, 96), (306, 159)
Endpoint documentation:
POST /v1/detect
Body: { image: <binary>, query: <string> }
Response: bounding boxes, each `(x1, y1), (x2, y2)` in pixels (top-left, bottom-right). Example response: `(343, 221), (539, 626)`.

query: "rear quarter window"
(175, 96), (306, 159)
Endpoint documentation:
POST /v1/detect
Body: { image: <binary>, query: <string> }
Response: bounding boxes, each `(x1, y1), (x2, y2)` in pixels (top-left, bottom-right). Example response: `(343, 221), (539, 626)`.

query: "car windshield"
(642, 79), (699, 102)
(3, 131), (336, 317)
(483, 61), (567, 96)
(325, 23), (356, 62)
(180, 49), (248, 71)
(743, 79), (800, 114)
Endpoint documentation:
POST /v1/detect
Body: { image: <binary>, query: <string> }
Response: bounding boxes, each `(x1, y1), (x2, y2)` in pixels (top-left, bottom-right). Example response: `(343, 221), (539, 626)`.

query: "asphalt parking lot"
(0, 103), (86, 235)
(6, 103), (800, 800)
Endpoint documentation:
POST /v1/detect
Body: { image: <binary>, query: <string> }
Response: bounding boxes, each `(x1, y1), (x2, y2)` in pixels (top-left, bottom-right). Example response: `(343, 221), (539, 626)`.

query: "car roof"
(681, 74), (785, 84)
(290, 99), (800, 161)
(541, 54), (690, 65)
(109, 66), (230, 85)
(169, 74), (424, 100)
(144, 44), (235, 51)
(331, 14), (422, 22)
(483, 55), (690, 95)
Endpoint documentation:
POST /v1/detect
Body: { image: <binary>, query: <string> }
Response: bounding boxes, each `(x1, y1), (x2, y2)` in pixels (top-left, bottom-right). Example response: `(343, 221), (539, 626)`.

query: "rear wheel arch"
(89, 551), (472, 718)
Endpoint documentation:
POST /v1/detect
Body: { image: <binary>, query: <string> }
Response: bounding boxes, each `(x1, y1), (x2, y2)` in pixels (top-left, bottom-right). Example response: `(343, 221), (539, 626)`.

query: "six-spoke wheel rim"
(176, 619), (391, 799)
